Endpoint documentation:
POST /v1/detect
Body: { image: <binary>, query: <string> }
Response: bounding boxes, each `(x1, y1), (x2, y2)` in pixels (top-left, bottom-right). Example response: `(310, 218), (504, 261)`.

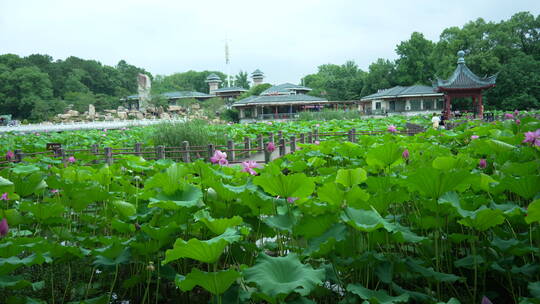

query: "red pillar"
(444, 95), (452, 120)
(472, 96), (477, 118)
(478, 93), (483, 119)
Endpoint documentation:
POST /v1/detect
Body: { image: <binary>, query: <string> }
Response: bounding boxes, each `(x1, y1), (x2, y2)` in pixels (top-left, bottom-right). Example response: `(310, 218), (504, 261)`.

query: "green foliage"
(150, 119), (227, 147)
(303, 61), (366, 100)
(152, 70), (226, 94)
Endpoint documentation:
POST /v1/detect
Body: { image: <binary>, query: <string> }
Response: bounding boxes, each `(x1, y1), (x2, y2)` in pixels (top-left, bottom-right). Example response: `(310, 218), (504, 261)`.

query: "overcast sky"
(1, 0), (539, 85)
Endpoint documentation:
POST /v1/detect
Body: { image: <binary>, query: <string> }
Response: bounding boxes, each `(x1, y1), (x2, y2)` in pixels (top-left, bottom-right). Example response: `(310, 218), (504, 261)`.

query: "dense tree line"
(0, 54), (150, 121)
(304, 11), (540, 110)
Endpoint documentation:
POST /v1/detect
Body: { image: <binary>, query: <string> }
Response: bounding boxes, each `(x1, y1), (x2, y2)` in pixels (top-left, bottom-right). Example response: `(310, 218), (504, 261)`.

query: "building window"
(424, 99), (434, 110)
(409, 99), (421, 111)
(375, 102), (381, 110)
(436, 99), (444, 109)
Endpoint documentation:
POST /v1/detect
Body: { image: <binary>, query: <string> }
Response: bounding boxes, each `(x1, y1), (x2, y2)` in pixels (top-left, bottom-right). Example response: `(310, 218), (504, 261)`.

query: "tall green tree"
(152, 71), (227, 94)
(361, 59), (397, 96)
(395, 32), (435, 85)
(234, 71), (250, 89)
(304, 61), (366, 100)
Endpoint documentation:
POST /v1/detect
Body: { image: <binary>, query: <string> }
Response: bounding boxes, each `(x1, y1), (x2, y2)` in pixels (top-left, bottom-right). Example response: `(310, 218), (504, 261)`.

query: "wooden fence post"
(314, 128), (319, 141)
(134, 143), (142, 157)
(279, 138), (285, 157)
(207, 144), (215, 162)
(227, 140), (235, 161)
(264, 143), (271, 163)
(14, 149), (23, 163)
(307, 132), (313, 143)
(182, 141), (191, 163)
(351, 128), (356, 142)
(244, 136), (251, 157)
(290, 136), (296, 152)
(92, 144), (99, 164)
(104, 147), (113, 165)
(156, 146), (165, 160)
(299, 133), (305, 144)
(257, 134), (264, 152)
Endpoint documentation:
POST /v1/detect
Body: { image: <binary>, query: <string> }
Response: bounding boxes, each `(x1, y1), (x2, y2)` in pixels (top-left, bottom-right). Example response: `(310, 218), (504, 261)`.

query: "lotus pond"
(0, 115), (539, 303)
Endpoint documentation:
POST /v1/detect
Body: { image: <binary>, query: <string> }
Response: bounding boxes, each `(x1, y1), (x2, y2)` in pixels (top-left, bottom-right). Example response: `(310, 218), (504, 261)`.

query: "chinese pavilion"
(434, 50), (497, 119)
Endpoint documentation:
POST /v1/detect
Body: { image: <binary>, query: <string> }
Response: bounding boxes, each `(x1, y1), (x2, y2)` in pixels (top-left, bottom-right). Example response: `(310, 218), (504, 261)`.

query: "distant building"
(360, 51), (497, 118)
(251, 69), (264, 87)
(205, 73), (247, 101)
(122, 91), (214, 110)
(359, 85), (444, 115)
(232, 82), (329, 120)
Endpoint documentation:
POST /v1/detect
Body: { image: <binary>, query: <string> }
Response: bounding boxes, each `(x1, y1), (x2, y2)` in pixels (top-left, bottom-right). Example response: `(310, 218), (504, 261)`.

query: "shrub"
(298, 109), (361, 121)
(150, 119), (226, 147)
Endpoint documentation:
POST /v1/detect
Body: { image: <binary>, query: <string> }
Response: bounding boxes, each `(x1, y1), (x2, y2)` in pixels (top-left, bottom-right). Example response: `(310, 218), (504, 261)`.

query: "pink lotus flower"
(481, 296), (493, 304)
(0, 218), (8, 237)
(402, 149), (409, 159)
(479, 159), (487, 169)
(102, 134), (107, 137)
(103, 128), (108, 132)
(504, 113), (514, 119)
(514, 110), (519, 116)
(5, 150), (14, 161)
(523, 129), (540, 147)
(516, 119), (521, 125)
(267, 122), (273, 125)
(50, 189), (59, 194)
(0, 192), (8, 201)
(387, 125), (397, 133)
(210, 150), (228, 165)
(471, 135), (479, 140)
(315, 124), (320, 127)
(267, 142), (276, 152)
(68, 156), (76, 163)
(241, 160), (260, 175)
(287, 197), (299, 204)
(314, 140), (320, 145)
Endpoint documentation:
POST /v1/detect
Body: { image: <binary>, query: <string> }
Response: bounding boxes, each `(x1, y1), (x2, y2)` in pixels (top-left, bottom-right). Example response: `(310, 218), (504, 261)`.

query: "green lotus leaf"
(317, 182), (345, 209)
(263, 209), (299, 233)
(11, 165), (40, 175)
(0, 275), (44, 291)
(406, 168), (470, 199)
(305, 223), (347, 256)
(341, 207), (385, 232)
(92, 243), (131, 267)
(148, 184), (202, 210)
(0, 254), (48, 275)
(175, 268), (240, 295)
(0, 176), (14, 189)
(529, 281), (540, 298)
(253, 172), (315, 199)
(347, 283), (409, 303)
(244, 253), (324, 299)
(194, 209), (243, 235)
(111, 200), (136, 217)
(458, 208), (505, 231)
(506, 176), (540, 199)
(365, 142), (402, 170)
(406, 259), (461, 282)
(454, 255), (485, 269)
(336, 168), (367, 187)
(432, 156), (458, 171)
(163, 228), (241, 264)
(525, 199), (540, 225)
(145, 163), (190, 195)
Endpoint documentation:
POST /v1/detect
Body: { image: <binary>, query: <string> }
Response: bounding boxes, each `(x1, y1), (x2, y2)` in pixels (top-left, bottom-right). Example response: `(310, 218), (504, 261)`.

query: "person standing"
(432, 113), (441, 129)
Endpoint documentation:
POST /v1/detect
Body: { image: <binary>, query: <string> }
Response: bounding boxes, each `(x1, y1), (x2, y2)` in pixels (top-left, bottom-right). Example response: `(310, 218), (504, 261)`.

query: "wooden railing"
(0, 128), (422, 168)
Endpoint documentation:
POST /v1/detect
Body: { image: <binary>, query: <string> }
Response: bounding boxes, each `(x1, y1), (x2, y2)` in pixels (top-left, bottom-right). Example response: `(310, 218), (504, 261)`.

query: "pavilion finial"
(457, 50), (465, 64)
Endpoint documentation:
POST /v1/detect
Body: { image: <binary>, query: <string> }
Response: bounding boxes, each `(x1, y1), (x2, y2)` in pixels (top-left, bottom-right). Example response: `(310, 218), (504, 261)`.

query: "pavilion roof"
(232, 94), (327, 107)
(251, 69), (264, 77)
(213, 86), (248, 93)
(162, 91), (213, 99)
(260, 83), (312, 95)
(434, 51), (497, 90)
(360, 85), (442, 101)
